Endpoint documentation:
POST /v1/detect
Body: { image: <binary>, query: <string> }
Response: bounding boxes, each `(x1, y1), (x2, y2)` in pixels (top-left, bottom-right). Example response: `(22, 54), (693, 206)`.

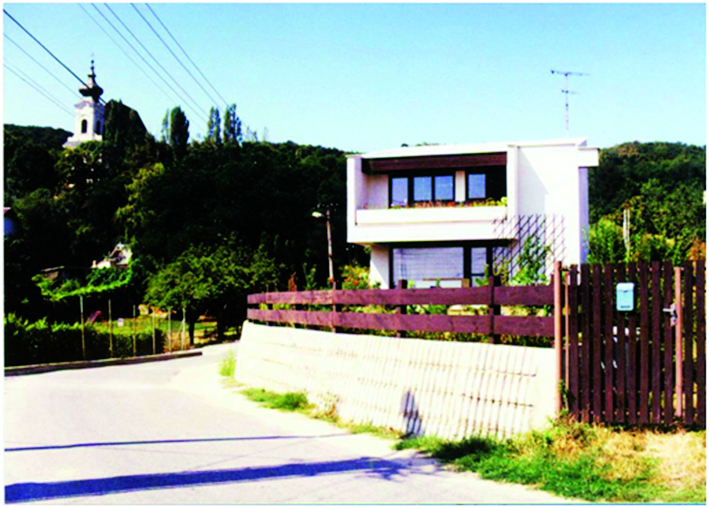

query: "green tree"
(206, 106), (221, 145)
(586, 218), (626, 264)
(223, 104), (242, 145)
(168, 107), (190, 158)
(144, 243), (279, 343)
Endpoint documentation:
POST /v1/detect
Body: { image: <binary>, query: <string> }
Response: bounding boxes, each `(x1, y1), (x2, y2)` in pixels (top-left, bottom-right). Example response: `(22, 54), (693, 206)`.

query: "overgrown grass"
(218, 351), (236, 377)
(395, 416), (706, 503)
(241, 387), (311, 412)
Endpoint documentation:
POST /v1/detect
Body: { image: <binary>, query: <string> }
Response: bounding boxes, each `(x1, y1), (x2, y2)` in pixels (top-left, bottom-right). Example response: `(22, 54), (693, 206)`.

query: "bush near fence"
(4, 314), (165, 367)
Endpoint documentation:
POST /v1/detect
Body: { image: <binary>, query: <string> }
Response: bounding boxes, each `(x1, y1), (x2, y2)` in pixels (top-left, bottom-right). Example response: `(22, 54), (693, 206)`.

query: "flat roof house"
(347, 138), (599, 289)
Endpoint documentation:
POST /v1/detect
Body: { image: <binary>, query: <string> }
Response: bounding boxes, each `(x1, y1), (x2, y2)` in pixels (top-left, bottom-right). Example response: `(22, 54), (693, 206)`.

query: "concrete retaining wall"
(236, 321), (557, 439)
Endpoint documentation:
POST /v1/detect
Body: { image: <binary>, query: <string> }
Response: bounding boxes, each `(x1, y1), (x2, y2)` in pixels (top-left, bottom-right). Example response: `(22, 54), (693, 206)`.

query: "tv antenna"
(551, 69), (588, 135)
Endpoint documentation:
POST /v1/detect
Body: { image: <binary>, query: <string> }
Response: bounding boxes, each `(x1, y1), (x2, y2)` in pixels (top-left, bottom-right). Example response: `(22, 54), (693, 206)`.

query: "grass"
(241, 387), (311, 412)
(218, 351), (236, 377)
(395, 416), (706, 503)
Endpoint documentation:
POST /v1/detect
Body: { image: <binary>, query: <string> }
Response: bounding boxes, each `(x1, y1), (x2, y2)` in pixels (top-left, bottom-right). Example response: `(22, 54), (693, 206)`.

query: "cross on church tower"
(64, 60), (105, 148)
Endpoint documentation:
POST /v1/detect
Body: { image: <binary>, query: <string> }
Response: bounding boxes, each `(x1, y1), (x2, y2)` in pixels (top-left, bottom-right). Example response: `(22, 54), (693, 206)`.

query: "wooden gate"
(558, 261), (705, 426)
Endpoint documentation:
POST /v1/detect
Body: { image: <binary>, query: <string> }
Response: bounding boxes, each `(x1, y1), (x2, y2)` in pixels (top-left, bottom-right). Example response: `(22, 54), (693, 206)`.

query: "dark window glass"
(393, 247), (464, 288)
(471, 247), (487, 277)
(391, 177), (408, 206)
(96, 121), (101, 134)
(413, 176), (432, 202)
(81, 119), (88, 134)
(468, 173), (486, 199)
(434, 175), (454, 201)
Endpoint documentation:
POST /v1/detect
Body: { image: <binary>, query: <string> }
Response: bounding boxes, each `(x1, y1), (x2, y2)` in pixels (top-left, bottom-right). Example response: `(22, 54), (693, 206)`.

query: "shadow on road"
(6, 456), (415, 503)
(5, 434), (347, 453)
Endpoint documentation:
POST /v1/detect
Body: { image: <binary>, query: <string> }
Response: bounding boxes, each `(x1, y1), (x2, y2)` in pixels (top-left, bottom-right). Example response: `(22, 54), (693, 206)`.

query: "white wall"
(237, 322), (558, 440)
(369, 244), (389, 289)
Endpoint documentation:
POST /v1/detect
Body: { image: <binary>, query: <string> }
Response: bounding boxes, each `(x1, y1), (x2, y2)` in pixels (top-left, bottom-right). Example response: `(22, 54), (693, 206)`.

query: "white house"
(347, 138), (599, 289)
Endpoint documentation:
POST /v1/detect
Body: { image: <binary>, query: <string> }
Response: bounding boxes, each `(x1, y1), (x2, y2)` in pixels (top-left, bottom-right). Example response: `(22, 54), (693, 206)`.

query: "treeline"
(587, 141), (705, 264)
(4, 108), (706, 343)
(4, 103), (364, 341)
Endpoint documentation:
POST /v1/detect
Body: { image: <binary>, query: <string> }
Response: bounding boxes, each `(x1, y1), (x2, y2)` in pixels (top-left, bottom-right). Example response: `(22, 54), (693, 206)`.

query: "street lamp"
(312, 209), (334, 289)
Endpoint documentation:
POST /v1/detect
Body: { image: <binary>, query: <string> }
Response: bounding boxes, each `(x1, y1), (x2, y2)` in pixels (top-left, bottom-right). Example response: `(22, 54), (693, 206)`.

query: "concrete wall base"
(237, 322), (557, 439)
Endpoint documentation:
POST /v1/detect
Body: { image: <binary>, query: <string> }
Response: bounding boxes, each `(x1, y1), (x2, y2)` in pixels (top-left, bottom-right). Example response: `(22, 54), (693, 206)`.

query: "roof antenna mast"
(551, 69), (588, 136)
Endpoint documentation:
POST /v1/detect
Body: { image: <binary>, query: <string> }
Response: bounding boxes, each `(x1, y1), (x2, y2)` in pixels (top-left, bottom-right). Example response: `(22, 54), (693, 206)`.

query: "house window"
(466, 167), (507, 201)
(391, 244), (501, 288)
(96, 121), (101, 134)
(392, 247), (464, 288)
(390, 174), (455, 207)
(467, 173), (486, 199)
(81, 119), (88, 134)
(391, 177), (408, 207)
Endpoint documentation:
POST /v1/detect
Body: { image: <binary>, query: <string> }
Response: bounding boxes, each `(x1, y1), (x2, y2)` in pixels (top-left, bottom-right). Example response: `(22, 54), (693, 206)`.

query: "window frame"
(389, 172), (456, 208)
(388, 241), (508, 288)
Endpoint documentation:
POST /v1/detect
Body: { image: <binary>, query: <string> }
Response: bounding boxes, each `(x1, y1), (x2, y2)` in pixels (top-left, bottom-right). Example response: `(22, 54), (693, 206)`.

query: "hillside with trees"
(4, 109), (706, 347)
(4, 105), (363, 342)
(587, 141), (705, 263)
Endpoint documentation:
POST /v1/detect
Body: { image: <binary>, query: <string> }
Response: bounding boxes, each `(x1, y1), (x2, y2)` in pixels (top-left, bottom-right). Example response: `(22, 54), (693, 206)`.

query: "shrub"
(4, 314), (165, 367)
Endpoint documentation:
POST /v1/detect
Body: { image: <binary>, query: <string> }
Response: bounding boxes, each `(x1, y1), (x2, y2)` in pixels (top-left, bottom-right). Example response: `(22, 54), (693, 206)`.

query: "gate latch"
(663, 303), (677, 326)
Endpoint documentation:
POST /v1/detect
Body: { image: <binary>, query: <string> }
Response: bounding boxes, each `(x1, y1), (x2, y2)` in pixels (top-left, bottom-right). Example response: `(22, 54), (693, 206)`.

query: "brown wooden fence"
(247, 261), (706, 428)
(248, 279), (554, 339)
(560, 261), (706, 427)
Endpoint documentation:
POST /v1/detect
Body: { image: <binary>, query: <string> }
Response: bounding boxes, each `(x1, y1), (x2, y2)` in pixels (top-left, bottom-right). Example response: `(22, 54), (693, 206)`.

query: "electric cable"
(91, 3), (202, 120)
(131, 3), (220, 107)
(4, 62), (74, 117)
(146, 3), (229, 106)
(3, 8), (106, 105)
(4, 33), (80, 99)
(103, 3), (208, 121)
(78, 3), (180, 106)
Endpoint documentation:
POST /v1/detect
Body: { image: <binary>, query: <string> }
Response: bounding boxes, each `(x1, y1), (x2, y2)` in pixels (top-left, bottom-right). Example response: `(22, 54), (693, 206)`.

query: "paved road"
(4, 343), (573, 504)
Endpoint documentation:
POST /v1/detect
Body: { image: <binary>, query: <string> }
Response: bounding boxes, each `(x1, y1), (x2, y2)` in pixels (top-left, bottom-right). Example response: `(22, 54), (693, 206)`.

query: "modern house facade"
(347, 138), (599, 289)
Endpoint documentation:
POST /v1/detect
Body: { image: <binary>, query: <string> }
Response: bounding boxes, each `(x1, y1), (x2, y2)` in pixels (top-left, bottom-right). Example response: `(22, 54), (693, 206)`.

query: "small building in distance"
(347, 138), (599, 289)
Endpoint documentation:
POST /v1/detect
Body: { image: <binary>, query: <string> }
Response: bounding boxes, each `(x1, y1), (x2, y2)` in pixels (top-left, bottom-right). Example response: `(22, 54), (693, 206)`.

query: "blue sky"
(3, 3), (706, 153)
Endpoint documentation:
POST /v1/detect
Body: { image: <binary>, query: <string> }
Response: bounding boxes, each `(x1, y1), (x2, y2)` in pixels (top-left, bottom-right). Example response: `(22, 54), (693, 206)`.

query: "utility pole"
(551, 69), (588, 136)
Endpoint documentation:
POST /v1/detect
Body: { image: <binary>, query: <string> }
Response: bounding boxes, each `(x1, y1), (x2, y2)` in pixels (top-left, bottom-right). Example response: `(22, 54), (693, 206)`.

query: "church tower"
(64, 61), (105, 148)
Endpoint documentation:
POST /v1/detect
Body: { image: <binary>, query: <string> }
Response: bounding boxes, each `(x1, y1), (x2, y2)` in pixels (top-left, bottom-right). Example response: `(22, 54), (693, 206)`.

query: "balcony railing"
(355, 204), (507, 226)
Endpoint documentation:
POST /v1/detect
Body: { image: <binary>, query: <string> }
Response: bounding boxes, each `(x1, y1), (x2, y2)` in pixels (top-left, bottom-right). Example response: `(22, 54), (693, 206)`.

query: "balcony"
(349, 204), (514, 244)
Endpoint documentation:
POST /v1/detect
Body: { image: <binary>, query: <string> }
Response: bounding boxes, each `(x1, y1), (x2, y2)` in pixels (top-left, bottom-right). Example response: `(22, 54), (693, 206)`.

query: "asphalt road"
(4, 343), (573, 504)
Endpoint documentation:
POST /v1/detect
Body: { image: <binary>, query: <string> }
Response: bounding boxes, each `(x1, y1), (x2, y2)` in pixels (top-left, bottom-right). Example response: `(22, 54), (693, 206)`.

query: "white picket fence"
(236, 321), (557, 439)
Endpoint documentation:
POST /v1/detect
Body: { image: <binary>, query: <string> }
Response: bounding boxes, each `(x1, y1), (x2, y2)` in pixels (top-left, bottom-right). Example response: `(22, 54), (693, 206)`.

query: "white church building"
(346, 138), (600, 289)
(63, 61), (104, 149)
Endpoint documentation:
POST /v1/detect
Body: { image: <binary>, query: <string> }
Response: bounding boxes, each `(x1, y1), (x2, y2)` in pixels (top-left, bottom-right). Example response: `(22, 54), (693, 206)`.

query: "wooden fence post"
(553, 261), (563, 414)
(488, 275), (500, 344)
(396, 279), (408, 338)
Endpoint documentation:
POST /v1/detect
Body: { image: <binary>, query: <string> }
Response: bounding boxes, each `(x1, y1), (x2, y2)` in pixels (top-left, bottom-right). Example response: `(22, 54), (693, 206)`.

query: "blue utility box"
(616, 282), (635, 312)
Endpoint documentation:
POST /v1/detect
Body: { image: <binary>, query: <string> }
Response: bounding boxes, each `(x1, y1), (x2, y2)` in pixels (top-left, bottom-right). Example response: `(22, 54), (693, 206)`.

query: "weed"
(218, 351), (236, 377)
(241, 388), (311, 412)
(396, 416), (705, 503)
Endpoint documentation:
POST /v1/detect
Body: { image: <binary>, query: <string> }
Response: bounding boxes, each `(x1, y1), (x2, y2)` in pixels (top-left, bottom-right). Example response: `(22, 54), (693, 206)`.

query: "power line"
(90, 3), (201, 120)
(3, 8), (105, 105)
(131, 3), (220, 107)
(4, 33), (80, 100)
(103, 3), (208, 121)
(78, 3), (180, 106)
(146, 3), (228, 107)
(4, 62), (74, 117)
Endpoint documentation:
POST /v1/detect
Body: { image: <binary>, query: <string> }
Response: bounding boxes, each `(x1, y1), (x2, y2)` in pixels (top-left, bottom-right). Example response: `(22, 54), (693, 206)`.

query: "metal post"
(553, 261), (563, 414)
(326, 209), (334, 290)
(80, 295), (86, 361)
(167, 309), (172, 353)
(132, 305), (136, 357)
(675, 266), (683, 417)
(182, 307), (186, 351)
(152, 312), (156, 355)
(108, 299), (113, 358)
